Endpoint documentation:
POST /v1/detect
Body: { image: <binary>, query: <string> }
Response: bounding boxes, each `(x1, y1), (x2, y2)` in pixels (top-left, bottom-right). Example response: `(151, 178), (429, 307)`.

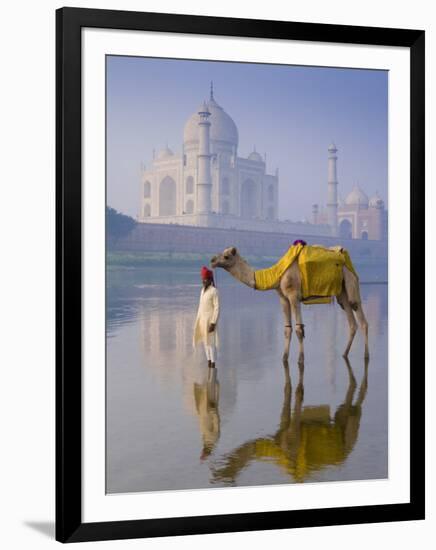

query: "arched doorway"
(143, 203), (151, 217)
(241, 179), (257, 218)
(159, 176), (176, 216)
(185, 176), (194, 194)
(339, 219), (353, 240)
(222, 177), (230, 195)
(361, 231), (368, 240)
(185, 199), (194, 214)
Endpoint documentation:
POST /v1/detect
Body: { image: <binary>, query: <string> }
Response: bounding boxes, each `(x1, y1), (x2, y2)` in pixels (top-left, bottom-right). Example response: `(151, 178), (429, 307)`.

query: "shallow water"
(106, 265), (388, 493)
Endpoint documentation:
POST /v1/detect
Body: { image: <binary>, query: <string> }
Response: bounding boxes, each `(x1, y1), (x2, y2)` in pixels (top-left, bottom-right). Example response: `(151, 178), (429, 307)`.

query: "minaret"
(327, 142), (339, 236)
(312, 204), (319, 225)
(196, 101), (212, 215)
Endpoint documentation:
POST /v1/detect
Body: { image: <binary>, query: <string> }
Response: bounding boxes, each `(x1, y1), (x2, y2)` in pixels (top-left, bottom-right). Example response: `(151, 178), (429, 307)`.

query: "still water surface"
(106, 265), (388, 493)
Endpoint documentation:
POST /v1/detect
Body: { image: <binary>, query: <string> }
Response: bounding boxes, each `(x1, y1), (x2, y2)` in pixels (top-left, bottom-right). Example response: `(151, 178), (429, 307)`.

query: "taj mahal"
(138, 85), (387, 241)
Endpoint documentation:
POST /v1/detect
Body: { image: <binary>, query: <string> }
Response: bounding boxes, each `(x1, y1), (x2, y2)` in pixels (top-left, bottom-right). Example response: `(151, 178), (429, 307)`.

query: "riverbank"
(107, 250), (278, 269)
(107, 251), (387, 283)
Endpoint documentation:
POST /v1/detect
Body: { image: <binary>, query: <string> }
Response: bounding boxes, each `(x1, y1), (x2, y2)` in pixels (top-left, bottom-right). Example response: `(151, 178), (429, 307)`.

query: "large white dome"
(345, 185), (369, 207)
(183, 96), (238, 147)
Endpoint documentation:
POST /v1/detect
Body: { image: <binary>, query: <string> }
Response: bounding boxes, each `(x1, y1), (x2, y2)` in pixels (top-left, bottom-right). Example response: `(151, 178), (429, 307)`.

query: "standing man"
(193, 266), (220, 368)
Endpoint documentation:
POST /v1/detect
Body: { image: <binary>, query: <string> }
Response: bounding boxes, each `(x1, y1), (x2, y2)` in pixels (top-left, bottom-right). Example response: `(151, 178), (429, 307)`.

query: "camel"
(210, 246), (369, 362)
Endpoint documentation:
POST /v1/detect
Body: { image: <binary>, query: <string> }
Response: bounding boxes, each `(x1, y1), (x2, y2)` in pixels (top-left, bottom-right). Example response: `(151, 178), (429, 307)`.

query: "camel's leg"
(355, 356), (369, 406)
(342, 357), (357, 408)
(287, 291), (305, 364)
(343, 267), (361, 311)
(354, 303), (369, 359)
(339, 289), (358, 358)
(277, 289), (292, 364)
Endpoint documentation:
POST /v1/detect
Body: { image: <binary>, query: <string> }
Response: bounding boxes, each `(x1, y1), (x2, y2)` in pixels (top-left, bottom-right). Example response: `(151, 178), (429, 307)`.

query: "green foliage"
(106, 251), (278, 269)
(106, 207), (136, 239)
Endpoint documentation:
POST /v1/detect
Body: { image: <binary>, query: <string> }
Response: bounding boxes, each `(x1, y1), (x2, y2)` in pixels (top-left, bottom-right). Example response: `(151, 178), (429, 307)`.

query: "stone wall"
(139, 212), (332, 236)
(108, 222), (388, 262)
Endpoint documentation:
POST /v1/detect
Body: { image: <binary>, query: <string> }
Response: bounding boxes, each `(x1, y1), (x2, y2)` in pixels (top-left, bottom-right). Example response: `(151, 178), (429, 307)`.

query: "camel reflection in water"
(211, 358), (369, 484)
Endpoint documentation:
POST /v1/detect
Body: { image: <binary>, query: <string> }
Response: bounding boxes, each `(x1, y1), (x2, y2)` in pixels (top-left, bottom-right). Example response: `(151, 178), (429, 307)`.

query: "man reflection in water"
(193, 266), (220, 368)
(194, 367), (220, 460)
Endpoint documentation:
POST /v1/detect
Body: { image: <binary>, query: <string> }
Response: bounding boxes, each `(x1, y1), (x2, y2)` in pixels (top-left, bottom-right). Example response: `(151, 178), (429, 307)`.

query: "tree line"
(106, 206), (136, 239)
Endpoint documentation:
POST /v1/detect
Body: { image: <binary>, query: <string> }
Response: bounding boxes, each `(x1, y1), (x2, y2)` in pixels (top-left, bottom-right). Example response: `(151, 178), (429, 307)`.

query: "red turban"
(201, 266), (214, 281)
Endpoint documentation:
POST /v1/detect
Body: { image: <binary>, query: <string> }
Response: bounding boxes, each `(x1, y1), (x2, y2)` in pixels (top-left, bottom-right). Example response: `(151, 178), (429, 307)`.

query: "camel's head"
(210, 247), (238, 270)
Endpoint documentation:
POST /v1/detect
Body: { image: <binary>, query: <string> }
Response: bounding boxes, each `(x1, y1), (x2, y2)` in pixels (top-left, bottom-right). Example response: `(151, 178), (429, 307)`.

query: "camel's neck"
(227, 257), (255, 289)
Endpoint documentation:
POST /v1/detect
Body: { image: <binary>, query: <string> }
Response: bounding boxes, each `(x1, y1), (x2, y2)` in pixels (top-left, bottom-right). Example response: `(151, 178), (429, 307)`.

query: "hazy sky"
(107, 56), (387, 221)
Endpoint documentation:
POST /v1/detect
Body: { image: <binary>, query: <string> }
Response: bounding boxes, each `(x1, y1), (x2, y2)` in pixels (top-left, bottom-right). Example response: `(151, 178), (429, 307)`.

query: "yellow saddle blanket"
(254, 244), (358, 304)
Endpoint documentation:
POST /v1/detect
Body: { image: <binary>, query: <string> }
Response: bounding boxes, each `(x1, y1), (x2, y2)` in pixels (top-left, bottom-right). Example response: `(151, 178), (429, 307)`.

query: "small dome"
(184, 95), (238, 147)
(369, 192), (384, 209)
(156, 145), (174, 160)
(247, 149), (263, 162)
(328, 142), (338, 152)
(345, 185), (369, 207)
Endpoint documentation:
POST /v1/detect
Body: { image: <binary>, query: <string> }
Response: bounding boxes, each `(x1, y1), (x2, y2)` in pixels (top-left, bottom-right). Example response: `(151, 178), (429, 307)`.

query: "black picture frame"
(56, 6), (425, 543)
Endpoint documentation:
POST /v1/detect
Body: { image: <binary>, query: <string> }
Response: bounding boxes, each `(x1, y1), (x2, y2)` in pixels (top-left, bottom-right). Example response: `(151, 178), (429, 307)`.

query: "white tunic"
(193, 286), (220, 347)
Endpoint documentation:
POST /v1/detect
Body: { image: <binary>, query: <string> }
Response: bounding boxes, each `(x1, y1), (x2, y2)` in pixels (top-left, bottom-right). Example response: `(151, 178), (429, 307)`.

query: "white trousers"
(203, 342), (216, 362)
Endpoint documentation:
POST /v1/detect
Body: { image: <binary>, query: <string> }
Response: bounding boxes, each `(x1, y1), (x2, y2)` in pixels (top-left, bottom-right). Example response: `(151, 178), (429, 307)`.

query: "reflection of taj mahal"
(139, 85), (387, 241)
